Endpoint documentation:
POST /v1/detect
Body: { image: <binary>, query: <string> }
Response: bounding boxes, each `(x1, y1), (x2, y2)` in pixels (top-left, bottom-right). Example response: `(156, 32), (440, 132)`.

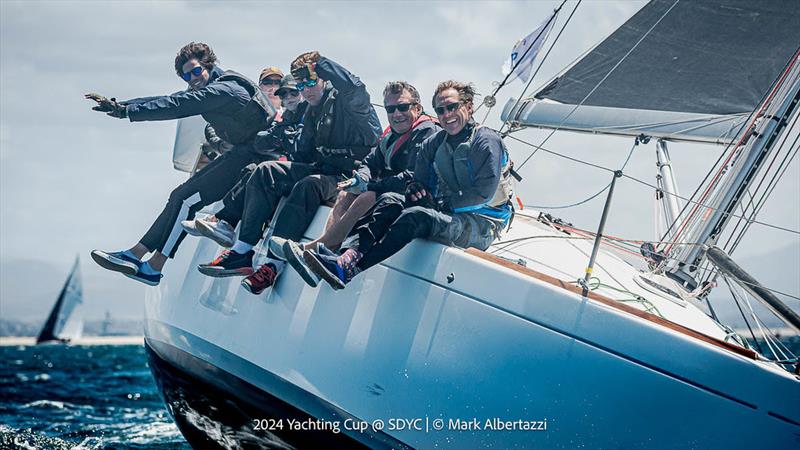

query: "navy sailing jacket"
(123, 66), (269, 145)
(293, 57), (381, 175)
(356, 119), (440, 195)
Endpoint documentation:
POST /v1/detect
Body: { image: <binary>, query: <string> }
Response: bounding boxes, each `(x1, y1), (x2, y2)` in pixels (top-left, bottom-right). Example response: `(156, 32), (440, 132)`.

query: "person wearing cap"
(258, 66), (284, 117)
(280, 80), (440, 287)
(196, 51), (381, 295)
(184, 74), (309, 241)
(85, 42), (276, 286)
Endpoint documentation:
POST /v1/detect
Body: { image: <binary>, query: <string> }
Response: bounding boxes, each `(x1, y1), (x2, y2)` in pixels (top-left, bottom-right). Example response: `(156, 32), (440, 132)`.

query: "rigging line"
(492, 0), (581, 128)
(667, 49), (800, 249)
(658, 49), (800, 249)
(726, 117), (800, 253)
(506, 133), (800, 235)
(513, 0), (680, 172)
(738, 283), (785, 360)
(723, 276), (764, 354)
(721, 108), (800, 250)
(524, 138), (638, 209)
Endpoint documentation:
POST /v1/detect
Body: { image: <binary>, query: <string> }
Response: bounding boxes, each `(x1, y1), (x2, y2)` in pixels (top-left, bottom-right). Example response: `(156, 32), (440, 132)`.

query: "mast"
(36, 256), (82, 344)
(664, 52), (800, 289)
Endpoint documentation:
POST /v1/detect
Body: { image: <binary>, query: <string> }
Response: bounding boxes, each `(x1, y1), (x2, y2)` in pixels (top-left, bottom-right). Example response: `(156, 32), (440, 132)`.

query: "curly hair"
(174, 42), (217, 76)
(432, 80), (476, 108)
(383, 81), (421, 104)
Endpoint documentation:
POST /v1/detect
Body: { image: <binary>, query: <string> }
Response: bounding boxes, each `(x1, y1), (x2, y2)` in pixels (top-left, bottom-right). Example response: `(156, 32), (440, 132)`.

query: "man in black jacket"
(196, 52), (381, 295)
(303, 80), (514, 290)
(281, 81), (439, 287)
(86, 42), (276, 286)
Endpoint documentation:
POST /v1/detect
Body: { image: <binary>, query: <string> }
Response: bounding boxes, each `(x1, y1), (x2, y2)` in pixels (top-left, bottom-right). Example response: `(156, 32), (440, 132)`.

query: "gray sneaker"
(283, 240), (319, 287)
(267, 236), (288, 261)
(181, 219), (203, 236)
(196, 218), (236, 248)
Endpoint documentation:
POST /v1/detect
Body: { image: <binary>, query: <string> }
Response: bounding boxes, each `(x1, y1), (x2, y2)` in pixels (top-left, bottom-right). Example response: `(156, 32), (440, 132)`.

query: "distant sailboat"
(36, 256), (84, 345)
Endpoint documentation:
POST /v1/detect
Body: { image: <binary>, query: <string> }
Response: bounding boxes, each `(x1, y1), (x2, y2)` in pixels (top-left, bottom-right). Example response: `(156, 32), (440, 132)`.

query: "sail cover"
(504, 0), (800, 143)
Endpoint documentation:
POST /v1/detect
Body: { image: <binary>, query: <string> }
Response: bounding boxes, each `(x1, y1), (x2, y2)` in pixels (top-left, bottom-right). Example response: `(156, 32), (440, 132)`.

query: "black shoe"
(302, 249), (347, 290)
(90, 249), (141, 275)
(197, 250), (254, 277)
(283, 240), (320, 287)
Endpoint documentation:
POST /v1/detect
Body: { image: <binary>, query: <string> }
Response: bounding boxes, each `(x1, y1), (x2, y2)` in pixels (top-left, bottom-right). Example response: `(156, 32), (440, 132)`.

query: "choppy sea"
(0, 344), (188, 449)
(1, 337), (798, 449)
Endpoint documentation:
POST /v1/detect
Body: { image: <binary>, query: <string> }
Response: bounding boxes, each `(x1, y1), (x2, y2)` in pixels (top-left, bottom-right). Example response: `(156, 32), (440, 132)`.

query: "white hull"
(144, 208), (800, 449)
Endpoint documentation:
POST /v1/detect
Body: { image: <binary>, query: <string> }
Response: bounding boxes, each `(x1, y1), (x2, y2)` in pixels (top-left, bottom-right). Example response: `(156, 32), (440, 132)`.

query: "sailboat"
(142, 1), (800, 448)
(36, 256), (84, 345)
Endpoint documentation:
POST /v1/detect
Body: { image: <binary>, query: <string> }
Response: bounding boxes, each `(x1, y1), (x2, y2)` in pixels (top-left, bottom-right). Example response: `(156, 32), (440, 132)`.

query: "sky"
(1, 0), (798, 326)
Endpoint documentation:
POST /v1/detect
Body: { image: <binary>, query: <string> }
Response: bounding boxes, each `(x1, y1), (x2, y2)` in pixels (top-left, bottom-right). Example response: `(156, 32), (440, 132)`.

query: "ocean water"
(0, 344), (188, 449)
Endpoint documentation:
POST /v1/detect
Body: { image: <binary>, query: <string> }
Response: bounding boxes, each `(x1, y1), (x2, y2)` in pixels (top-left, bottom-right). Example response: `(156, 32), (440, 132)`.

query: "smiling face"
(434, 88), (472, 135)
(181, 59), (210, 90)
(384, 89), (422, 134)
(280, 90), (303, 112)
(259, 74), (283, 109)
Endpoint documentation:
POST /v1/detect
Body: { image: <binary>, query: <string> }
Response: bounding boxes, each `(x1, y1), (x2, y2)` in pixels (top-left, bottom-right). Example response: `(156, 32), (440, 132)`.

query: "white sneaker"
(181, 219), (203, 236)
(268, 236), (288, 261)
(196, 218), (236, 248)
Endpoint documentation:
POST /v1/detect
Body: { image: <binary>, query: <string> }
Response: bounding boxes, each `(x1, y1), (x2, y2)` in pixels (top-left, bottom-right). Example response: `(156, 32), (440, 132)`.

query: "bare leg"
(146, 251), (168, 272)
(305, 191), (358, 249)
(317, 191), (377, 251)
(127, 243), (151, 260)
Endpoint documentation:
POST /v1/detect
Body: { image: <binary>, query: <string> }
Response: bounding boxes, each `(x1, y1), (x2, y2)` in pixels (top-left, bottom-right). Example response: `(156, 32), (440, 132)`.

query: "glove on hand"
(85, 93), (127, 119)
(337, 172), (368, 194)
(405, 181), (435, 208)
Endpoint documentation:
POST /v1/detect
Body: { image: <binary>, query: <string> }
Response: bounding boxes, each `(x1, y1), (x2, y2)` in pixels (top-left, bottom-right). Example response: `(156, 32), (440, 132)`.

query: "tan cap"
(259, 66), (284, 82)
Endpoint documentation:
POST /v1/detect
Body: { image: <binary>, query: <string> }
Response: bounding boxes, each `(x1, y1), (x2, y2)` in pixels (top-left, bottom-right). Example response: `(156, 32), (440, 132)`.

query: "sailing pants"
(236, 161), (339, 247)
(215, 163), (259, 227)
(341, 192), (499, 271)
(139, 145), (258, 258)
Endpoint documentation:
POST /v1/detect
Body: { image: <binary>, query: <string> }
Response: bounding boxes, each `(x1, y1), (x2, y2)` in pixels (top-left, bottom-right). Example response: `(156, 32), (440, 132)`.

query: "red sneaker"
(241, 263), (281, 294)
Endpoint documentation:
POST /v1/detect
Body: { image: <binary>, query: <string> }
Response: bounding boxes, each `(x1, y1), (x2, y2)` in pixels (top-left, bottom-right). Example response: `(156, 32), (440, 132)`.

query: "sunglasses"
(260, 78), (281, 87)
(385, 103), (417, 114)
(434, 102), (462, 116)
(296, 78), (318, 91)
(181, 66), (204, 82)
(278, 90), (300, 99)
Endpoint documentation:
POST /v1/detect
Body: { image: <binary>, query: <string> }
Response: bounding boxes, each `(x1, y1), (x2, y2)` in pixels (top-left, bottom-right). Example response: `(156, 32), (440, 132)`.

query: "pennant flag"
(502, 14), (555, 84)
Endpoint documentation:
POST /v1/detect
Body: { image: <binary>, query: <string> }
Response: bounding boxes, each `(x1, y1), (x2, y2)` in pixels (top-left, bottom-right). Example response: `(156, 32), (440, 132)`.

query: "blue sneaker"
(90, 249), (141, 275)
(124, 268), (163, 286)
(283, 240), (320, 287)
(302, 249), (349, 290)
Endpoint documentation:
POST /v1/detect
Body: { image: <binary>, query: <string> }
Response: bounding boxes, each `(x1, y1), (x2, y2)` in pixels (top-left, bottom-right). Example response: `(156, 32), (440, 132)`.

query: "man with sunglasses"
(258, 67), (284, 118)
(279, 81), (439, 287)
(85, 42), (276, 286)
(186, 74), (308, 243)
(196, 52), (381, 295)
(302, 80), (515, 290)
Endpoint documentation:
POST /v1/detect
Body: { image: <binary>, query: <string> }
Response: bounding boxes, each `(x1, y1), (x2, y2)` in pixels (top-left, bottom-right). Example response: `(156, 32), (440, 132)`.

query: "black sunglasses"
(385, 103), (417, 114)
(434, 102), (462, 116)
(278, 90), (300, 99)
(181, 66), (203, 82)
(260, 78), (281, 87)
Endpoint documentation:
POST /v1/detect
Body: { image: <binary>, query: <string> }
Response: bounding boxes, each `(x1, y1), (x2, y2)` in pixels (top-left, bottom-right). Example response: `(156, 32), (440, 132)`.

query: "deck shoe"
(338, 248), (363, 282)
(267, 236), (288, 261)
(90, 249), (141, 276)
(197, 250), (254, 277)
(124, 265), (163, 286)
(302, 249), (347, 290)
(283, 240), (320, 287)
(241, 262), (283, 295)
(196, 218), (236, 248)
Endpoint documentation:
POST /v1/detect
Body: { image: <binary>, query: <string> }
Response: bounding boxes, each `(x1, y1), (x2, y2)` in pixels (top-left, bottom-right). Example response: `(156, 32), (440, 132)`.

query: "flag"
(502, 14), (555, 84)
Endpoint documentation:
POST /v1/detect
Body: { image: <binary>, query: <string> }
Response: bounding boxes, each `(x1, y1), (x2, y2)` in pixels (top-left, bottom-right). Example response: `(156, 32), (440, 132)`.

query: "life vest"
(378, 115), (436, 170)
(433, 125), (515, 209)
(311, 86), (337, 149)
(214, 70), (276, 144)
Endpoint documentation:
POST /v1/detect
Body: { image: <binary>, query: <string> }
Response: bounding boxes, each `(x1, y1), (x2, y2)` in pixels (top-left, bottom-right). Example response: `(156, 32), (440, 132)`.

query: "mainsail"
(502, 0), (800, 144)
(36, 257), (84, 344)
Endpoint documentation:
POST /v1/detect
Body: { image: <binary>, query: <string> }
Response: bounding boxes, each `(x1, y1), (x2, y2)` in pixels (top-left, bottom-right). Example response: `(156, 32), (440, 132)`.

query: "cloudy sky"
(1, 0), (797, 326)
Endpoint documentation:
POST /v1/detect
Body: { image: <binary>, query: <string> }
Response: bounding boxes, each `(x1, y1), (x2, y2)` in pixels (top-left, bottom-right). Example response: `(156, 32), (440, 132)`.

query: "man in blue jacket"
(196, 52), (381, 295)
(303, 80), (514, 290)
(86, 42), (276, 286)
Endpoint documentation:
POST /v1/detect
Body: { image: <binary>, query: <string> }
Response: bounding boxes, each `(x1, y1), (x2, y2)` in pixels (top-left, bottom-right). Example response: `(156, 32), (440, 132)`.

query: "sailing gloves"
(85, 93), (128, 119)
(291, 51), (320, 82)
(405, 181), (436, 209)
(338, 172), (369, 194)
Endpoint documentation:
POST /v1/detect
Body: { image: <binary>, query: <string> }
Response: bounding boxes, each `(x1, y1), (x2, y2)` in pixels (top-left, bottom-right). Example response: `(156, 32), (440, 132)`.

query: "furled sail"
(36, 257), (83, 344)
(502, 0), (800, 144)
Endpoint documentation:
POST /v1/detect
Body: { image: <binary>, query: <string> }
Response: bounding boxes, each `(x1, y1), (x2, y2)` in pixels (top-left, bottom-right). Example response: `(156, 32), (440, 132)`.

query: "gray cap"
(274, 75), (299, 96)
